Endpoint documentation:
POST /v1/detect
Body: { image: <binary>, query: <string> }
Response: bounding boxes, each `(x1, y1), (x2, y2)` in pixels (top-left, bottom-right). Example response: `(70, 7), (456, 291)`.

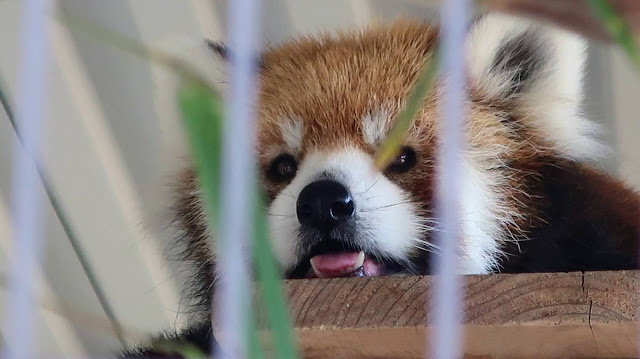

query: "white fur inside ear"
(466, 13), (605, 160)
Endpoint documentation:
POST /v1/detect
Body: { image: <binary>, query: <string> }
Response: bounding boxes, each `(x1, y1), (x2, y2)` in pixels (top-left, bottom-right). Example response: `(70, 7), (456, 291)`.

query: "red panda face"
(171, 13), (600, 282)
(255, 22), (440, 278)
(250, 14), (596, 278)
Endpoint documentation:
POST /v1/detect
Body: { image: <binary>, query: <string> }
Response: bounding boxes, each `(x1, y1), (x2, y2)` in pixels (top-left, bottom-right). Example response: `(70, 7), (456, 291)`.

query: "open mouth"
(286, 239), (404, 279)
(310, 251), (376, 278)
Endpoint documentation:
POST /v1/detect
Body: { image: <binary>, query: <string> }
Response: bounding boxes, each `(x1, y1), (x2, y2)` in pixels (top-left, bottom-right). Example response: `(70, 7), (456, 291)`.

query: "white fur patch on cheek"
(457, 155), (508, 274)
(266, 148), (428, 271)
(353, 179), (426, 261)
(267, 192), (300, 269)
(266, 155), (324, 270)
(324, 151), (427, 262)
(332, 150), (428, 262)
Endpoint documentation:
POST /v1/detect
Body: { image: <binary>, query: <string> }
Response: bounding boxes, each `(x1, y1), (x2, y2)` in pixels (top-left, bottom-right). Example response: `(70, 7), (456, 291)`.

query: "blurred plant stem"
(60, 10), (297, 358)
(374, 48), (439, 170)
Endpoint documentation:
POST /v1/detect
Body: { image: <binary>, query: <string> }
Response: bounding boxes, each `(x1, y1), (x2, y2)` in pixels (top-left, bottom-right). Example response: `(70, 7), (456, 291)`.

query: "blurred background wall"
(0, 0), (638, 356)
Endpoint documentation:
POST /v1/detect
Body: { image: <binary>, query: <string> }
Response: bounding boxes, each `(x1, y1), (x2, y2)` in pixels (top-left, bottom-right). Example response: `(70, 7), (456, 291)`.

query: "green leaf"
(374, 47), (440, 170)
(61, 9), (298, 359)
(178, 81), (261, 357)
(177, 80), (297, 359)
(587, 0), (640, 70)
(154, 342), (208, 359)
(178, 81), (224, 228)
(252, 191), (299, 359)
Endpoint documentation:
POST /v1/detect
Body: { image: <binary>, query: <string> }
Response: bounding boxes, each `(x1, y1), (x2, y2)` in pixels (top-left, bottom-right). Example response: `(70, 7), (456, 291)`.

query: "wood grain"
(281, 271), (639, 359)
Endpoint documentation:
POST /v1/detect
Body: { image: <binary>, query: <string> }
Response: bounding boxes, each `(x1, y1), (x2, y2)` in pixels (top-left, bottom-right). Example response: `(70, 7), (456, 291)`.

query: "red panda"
(121, 13), (640, 358)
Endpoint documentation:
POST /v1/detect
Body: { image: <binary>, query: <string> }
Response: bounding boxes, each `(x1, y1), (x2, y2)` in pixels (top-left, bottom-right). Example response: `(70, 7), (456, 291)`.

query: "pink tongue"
(309, 252), (382, 278)
(311, 252), (360, 273)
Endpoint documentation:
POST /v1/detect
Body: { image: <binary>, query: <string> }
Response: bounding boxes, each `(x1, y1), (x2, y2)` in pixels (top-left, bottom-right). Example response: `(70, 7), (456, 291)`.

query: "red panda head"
(167, 13), (599, 285)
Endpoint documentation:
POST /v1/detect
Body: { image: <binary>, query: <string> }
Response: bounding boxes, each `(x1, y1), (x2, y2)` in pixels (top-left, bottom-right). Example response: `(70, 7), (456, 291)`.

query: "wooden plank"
(283, 271), (639, 359)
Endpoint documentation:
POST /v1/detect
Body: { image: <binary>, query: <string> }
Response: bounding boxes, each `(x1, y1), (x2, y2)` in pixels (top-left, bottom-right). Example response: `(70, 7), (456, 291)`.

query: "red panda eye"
(387, 146), (417, 173)
(267, 154), (298, 182)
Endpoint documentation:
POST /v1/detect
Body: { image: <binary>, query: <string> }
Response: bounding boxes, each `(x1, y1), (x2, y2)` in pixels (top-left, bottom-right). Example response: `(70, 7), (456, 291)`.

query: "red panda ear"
(205, 39), (266, 69)
(466, 13), (586, 101)
(205, 40), (228, 61)
(150, 38), (229, 94)
(466, 13), (604, 161)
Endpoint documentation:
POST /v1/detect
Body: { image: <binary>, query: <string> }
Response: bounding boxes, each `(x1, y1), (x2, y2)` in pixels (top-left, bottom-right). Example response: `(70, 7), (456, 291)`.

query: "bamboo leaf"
(178, 82), (224, 226)
(587, 0), (640, 70)
(178, 81), (262, 357)
(374, 48), (439, 170)
(252, 191), (299, 359)
(60, 11), (298, 357)
(178, 80), (297, 358)
(154, 342), (208, 359)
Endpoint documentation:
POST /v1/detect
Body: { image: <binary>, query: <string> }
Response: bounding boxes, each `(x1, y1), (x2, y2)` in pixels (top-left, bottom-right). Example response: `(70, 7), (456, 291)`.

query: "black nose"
(296, 180), (355, 230)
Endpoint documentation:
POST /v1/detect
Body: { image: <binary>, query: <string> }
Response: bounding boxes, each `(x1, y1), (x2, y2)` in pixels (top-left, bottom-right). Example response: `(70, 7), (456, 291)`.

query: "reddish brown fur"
(256, 20), (439, 201)
(124, 16), (640, 359)
(171, 17), (640, 312)
(252, 19), (584, 243)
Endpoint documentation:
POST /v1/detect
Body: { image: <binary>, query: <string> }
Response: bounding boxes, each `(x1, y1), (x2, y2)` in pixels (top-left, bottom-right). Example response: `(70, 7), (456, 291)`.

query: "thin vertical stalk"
(2, 0), (53, 358)
(252, 191), (298, 359)
(215, 0), (263, 358)
(0, 77), (127, 348)
(429, 1), (469, 359)
(374, 49), (439, 171)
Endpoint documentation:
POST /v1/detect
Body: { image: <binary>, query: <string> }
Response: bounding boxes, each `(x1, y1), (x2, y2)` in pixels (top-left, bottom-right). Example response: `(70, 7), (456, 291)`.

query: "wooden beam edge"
(280, 271), (639, 359)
